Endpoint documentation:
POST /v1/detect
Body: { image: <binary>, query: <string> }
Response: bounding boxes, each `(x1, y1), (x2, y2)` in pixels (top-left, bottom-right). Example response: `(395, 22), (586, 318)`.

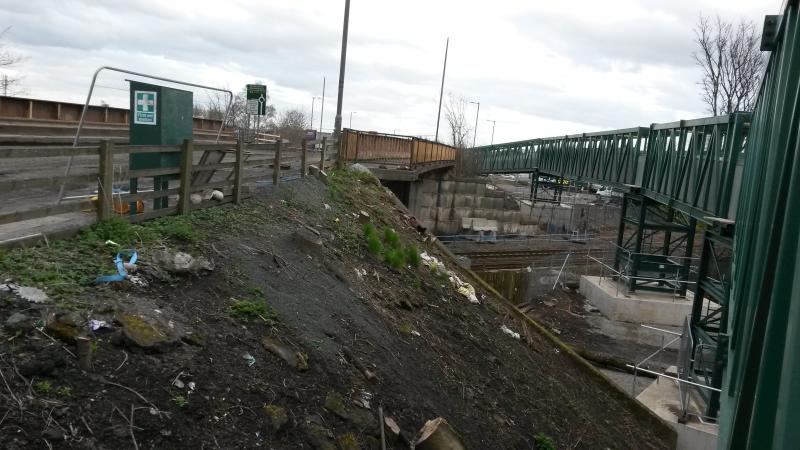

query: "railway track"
(453, 247), (612, 269)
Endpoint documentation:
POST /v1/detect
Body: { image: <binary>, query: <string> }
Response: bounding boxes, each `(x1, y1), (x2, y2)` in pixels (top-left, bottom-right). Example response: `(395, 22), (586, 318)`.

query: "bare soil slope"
(0, 170), (673, 449)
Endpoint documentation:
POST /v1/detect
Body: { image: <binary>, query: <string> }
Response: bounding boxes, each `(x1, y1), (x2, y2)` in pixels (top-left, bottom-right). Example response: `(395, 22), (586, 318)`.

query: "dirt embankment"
(0, 170), (674, 449)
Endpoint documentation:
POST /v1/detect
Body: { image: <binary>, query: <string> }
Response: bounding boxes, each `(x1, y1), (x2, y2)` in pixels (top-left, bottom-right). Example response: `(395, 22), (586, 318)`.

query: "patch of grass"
(337, 433), (360, 450)
(229, 297), (278, 324)
(172, 395), (188, 408)
(411, 278), (422, 289)
(56, 386), (73, 398)
(34, 381), (52, 394)
(398, 323), (413, 335)
(534, 432), (556, 450)
(0, 199), (273, 302)
(90, 340), (98, 354)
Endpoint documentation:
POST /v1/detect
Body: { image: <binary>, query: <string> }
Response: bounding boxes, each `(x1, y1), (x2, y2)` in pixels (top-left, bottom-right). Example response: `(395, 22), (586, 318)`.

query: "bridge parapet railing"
(640, 113), (749, 219)
(341, 128), (456, 168)
(477, 113), (749, 219)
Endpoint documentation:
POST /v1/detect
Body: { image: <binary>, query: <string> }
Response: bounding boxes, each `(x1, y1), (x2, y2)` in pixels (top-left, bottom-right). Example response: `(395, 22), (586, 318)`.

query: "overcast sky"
(0, 0), (775, 144)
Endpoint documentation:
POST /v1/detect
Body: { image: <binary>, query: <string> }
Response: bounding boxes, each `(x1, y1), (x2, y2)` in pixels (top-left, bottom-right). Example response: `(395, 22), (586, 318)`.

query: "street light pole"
(486, 119), (496, 145)
(469, 101), (480, 147)
(333, 0), (351, 139)
(320, 78), (326, 133)
(349, 111), (357, 128)
(310, 96), (320, 131)
(434, 37), (449, 142)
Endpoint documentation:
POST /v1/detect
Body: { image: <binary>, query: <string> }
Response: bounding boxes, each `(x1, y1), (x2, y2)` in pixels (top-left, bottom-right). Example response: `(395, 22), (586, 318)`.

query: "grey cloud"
(512, 10), (696, 69)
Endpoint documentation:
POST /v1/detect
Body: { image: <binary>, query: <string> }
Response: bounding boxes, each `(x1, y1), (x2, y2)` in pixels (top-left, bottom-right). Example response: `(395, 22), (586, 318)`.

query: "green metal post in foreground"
(719, 2), (800, 448)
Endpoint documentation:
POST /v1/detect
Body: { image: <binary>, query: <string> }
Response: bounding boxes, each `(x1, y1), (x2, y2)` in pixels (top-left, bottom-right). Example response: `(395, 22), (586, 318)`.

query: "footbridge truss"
(475, 112), (751, 420)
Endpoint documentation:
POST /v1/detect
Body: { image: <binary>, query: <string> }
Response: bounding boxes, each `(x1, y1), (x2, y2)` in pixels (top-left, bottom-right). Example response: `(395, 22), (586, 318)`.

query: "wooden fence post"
(233, 140), (245, 204)
(178, 139), (193, 215)
(97, 140), (114, 221)
(320, 137), (327, 171)
(300, 139), (308, 177)
(273, 140), (282, 186)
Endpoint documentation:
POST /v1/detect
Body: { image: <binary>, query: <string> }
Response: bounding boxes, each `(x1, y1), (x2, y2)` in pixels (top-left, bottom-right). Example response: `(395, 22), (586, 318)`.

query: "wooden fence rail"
(0, 138), (339, 247)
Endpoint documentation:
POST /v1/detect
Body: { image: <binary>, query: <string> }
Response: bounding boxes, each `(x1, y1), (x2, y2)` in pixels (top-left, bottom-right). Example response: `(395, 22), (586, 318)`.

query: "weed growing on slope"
(229, 288), (278, 325)
(534, 432), (556, 450)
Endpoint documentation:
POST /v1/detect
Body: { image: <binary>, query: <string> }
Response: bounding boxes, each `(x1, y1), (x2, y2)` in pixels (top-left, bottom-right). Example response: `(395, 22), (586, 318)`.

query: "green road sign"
(134, 90), (157, 125)
(246, 84), (267, 115)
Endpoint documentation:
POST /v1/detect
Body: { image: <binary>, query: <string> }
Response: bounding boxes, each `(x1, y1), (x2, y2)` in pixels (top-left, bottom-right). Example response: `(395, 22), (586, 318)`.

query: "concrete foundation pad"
(580, 276), (693, 327)
(637, 371), (718, 450)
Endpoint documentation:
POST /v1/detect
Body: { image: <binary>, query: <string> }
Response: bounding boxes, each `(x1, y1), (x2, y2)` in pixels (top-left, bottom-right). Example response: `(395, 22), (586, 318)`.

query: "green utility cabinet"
(128, 81), (193, 210)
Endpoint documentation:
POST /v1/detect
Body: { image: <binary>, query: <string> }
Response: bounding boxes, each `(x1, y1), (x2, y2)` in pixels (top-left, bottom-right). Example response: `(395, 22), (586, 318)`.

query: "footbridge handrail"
(475, 112), (750, 220)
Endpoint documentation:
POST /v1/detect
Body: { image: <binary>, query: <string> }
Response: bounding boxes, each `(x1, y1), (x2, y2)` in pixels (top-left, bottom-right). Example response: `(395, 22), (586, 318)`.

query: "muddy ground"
(0, 170), (673, 449)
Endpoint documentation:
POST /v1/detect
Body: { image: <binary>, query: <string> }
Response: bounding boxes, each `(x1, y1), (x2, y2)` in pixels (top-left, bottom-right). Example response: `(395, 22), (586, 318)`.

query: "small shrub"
(405, 244), (421, 268)
(366, 234), (383, 255)
(363, 222), (377, 238)
(34, 381), (52, 394)
(382, 227), (401, 249)
(383, 248), (405, 270)
(56, 386), (73, 398)
(230, 298), (278, 324)
(337, 433), (360, 450)
(398, 323), (413, 335)
(534, 432), (556, 450)
(172, 395), (188, 407)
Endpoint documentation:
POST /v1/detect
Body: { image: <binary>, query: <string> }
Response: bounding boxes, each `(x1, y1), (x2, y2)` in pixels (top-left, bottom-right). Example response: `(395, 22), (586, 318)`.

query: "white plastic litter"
(420, 252), (479, 304)
(242, 353), (256, 367)
(15, 286), (49, 304)
(88, 320), (109, 331)
(501, 325), (521, 340)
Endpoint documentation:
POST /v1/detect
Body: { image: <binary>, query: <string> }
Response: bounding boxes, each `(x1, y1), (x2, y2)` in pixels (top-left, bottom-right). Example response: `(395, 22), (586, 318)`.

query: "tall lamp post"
(310, 96), (321, 131)
(349, 111), (357, 128)
(485, 119), (496, 145)
(469, 101), (480, 147)
(333, 0), (351, 139)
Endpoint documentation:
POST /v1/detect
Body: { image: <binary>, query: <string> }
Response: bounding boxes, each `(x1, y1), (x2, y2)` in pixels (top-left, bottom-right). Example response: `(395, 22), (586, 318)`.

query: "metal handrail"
(57, 66), (234, 204)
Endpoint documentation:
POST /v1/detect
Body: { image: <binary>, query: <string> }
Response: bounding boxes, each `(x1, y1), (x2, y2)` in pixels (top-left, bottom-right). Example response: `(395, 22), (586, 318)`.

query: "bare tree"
(199, 83), (276, 138)
(0, 27), (27, 96)
(275, 108), (310, 145)
(443, 93), (472, 148)
(693, 14), (765, 115)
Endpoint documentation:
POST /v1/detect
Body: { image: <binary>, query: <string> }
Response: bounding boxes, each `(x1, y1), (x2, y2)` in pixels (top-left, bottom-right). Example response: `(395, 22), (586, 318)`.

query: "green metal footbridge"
(475, 1), (799, 447)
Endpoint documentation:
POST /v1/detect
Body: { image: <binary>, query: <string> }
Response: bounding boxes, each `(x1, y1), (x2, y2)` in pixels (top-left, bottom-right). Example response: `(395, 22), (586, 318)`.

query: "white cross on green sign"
(134, 90), (157, 125)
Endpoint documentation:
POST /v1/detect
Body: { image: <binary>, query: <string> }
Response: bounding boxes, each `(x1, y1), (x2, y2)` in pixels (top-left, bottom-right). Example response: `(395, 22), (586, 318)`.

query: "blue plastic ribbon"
(94, 250), (138, 284)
